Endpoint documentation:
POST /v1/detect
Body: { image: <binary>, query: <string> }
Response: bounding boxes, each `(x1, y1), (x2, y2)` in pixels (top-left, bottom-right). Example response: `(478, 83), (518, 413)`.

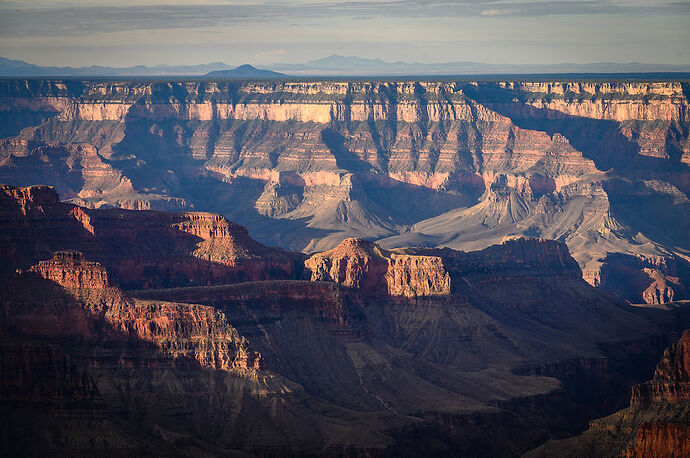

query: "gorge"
(1, 77), (689, 456)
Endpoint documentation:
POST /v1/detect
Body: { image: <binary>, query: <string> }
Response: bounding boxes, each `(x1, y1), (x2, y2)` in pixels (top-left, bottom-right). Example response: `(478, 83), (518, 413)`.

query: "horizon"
(1, 1), (689, 68)
(4, 53), (690, 69)
(3, 54), (690, 79)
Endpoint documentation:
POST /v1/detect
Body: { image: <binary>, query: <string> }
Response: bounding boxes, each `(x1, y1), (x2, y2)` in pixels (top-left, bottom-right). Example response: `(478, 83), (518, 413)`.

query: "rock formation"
(7, 251), (264, 373)
(1, 177), (689, 455)
(0, 183), (303, 289)
(28, 250), (109, 288)
(305, 237), (451, 296)
(1, 79), (688, 303)
(526, 330), (690, 458)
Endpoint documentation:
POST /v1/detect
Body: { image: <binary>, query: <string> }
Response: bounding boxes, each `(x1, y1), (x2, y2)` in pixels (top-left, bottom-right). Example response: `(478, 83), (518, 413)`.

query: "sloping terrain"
(1, 183), (689, 456)
(1, 79), (688, 304)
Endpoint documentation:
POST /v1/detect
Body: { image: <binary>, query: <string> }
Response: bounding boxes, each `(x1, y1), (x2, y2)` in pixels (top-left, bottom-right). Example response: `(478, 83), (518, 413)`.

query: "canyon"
(1, 183), (689, 456)
(0, 79), (688, 305)
(1, 75), (689, 456)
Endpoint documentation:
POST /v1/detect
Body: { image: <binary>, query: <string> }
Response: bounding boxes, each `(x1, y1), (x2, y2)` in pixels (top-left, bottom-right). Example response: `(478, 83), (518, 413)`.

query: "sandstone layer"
(1, 79), (688, 303)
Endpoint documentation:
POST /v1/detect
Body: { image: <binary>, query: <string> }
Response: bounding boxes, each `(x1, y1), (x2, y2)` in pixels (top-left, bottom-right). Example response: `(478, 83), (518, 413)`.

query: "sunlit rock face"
(1, 79), (689, 303)
(29, 250), (109, 289)
(1, 180), (688, 457)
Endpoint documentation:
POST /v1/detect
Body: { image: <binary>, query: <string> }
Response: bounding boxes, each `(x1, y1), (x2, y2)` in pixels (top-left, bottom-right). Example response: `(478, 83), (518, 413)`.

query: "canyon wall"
(2, 180), (688, 456)
(2, 79), (687, 303)
(0, 183), (303, 289)
(526, 330), (690, 458)
(1, 79), (688, 302)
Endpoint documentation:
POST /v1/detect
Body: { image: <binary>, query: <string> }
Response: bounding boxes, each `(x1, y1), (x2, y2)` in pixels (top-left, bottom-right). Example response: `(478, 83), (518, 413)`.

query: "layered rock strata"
(305, 238), (451, 297)
(28, 250), (109, 288)
(1, 79), (688, 304)
(0, 184), (303, 289)
(1, 180), (688, 455)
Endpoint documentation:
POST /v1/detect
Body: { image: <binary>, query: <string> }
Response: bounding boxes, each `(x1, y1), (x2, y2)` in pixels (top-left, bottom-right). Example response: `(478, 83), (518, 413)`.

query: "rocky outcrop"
(0, 183), (60, 208)
(305, 238), (451, 297)
(631, 329), (690, 405)
(29, 250), (109, 288)
(306, 238), (390, 290)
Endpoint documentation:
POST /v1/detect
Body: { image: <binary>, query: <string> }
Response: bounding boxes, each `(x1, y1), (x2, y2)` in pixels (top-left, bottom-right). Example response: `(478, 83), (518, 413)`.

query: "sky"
(0, 0), (689, 68)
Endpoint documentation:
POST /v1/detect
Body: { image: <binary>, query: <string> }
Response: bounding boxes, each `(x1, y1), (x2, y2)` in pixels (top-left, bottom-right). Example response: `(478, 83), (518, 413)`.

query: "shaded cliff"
(525, 330), (690, 458)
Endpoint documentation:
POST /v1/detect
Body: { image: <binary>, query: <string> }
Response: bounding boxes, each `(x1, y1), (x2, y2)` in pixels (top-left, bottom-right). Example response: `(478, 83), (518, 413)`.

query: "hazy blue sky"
(1, 0), (689, 67)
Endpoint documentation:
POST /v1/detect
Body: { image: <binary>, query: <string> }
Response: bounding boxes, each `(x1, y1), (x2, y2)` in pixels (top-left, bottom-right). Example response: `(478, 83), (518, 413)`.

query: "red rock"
(9, 256), (264, 372)
(29, 250), (109, 289)
(632, 329), (690, 406)
(305, 238), (451, 297)
(623, 423), (690, 458)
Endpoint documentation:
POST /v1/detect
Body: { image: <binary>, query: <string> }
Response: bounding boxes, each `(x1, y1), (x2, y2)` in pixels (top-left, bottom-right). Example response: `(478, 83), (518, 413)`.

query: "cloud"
(481, 8), (523, 16)
(0, 1), (688, 37)
(255, 49), (287, 59)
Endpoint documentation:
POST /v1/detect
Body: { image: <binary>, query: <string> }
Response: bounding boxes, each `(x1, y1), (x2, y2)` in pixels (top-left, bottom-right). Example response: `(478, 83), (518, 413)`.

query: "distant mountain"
(204, 64), (284, 78)
(264, 54), (690, 76)
(2, 55), (690, 78)
(0, 57), (232, 77)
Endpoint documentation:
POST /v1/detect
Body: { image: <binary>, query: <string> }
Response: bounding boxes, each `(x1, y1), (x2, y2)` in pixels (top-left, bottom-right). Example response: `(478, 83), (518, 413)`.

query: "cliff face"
(631, 329), (690, 405)
(623, 423), (690, 458)
(305, 238), (451, 296)
(0, 184), (302, 288)
(526, 330), (690, 458)
(29, 250), (109, 288)
(305, 236), (578, 297)
(1, 79), (687, 303)
(7, 252), (263, 372)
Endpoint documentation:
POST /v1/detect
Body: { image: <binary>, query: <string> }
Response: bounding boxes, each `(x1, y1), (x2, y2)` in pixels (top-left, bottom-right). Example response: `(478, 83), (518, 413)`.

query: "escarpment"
(0, 184), (302, 289)
(7, 250), (264, 372)
(2, 79), (688, 304)
(305, 236), (579, 297)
